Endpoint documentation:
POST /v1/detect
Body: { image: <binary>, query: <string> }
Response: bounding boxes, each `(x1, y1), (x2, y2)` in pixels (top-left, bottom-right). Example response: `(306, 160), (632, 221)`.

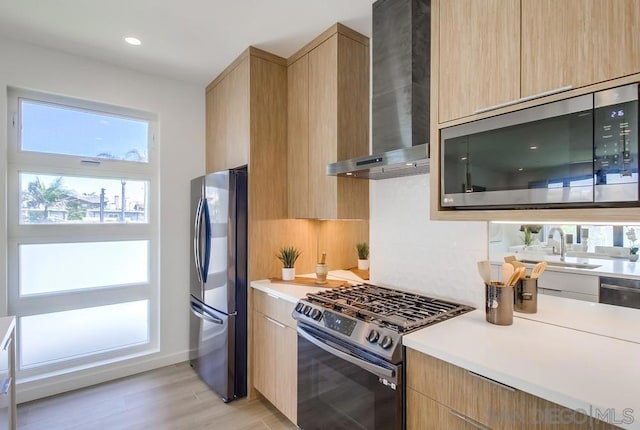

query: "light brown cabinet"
(431, 0), (640, 221)
(521, 0), (640, 98)
(252, 290), (297, 423)
(406, 348), (617, 430)
(287, 24), (369, 220)
(437, 0), (520, 123)
(407, 388), (479, 430)
(205, 55), (250, 173)
(437, 0), (640, 124)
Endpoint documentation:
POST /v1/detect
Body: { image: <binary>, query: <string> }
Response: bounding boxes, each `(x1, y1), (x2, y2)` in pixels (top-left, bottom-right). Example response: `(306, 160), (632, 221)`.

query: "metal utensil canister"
(515, 276), (537, 313)
(485, 282), (513, 325)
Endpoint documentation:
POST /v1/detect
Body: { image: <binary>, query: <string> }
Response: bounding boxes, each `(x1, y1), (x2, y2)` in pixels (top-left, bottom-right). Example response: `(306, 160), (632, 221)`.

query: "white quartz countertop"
(250, 279), (328, 303)
(521, 294), (640, 343)
(492, 252), (640, 280)
(403, 297), (640, 429)
(250, 269), (365, 303)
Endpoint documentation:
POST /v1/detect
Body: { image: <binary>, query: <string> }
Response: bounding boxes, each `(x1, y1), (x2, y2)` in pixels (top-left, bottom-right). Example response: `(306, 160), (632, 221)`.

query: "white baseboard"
(17, 350), (190, 404)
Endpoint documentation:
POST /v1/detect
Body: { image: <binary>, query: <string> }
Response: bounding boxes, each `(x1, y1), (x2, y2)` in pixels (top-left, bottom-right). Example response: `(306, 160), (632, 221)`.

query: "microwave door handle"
(297, 327), (395, 380)
(193, 198), (204, 284)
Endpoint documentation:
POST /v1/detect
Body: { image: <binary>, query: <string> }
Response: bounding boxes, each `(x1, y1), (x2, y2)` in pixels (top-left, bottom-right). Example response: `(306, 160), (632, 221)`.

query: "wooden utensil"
(504, 255), (516, 263)
(501, 263), (514, 286)
(506, 266), (526, 286)
(530, 261), (548, 279)
(319, 252), (326, 264)
(477, 261), (492, 283)
(510, 260), (526, 270)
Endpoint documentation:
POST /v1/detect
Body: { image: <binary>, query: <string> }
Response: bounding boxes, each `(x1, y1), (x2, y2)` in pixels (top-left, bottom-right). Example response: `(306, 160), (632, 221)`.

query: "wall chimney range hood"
(327, 0), (430, 180)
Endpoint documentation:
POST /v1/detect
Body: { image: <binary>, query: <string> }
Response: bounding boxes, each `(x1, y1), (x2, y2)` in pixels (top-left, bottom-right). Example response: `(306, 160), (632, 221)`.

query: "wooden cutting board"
(270, 277), (349, 288)
(348, 268), (370, 280)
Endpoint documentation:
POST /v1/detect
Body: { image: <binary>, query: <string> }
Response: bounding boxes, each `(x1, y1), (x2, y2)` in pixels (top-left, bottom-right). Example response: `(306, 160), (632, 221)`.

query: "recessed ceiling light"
(529, 145), (538, 150)
(124, 36), (142, 46)
(346, 172), (353, 176)
(518, 168), (524, 171)
(460, 156), (468, 161)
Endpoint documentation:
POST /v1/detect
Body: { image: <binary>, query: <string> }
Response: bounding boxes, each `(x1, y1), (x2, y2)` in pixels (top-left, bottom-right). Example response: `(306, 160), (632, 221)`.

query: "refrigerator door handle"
(202, 198), (212, 284)
(190, 300), (224, 325)
(193, 198), (205, 284)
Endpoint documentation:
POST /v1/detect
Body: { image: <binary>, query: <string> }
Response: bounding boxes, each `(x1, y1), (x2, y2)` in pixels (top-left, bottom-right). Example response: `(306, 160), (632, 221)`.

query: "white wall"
(0, 37), (205, 402)
(370, 174), (487, 308)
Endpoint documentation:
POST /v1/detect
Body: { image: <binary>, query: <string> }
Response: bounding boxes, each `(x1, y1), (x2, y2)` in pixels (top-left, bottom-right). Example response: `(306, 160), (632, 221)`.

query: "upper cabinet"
(521, 0), (640, 98)
(431, 0), (640, 221)
(437, 0), (640, 124)
(205, 55), (250, 173)
(438, 0), (520, 123)
(287, 24), (370, 220)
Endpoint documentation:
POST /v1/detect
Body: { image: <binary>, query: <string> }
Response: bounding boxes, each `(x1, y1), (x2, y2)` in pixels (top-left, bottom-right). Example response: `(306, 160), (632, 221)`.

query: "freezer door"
(189, 295), (236, 402)
(204, 171), (234, 314)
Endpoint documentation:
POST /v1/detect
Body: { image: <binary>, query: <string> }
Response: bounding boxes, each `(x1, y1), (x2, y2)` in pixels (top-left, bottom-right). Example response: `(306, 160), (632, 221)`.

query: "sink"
(519, 259), (601, 270)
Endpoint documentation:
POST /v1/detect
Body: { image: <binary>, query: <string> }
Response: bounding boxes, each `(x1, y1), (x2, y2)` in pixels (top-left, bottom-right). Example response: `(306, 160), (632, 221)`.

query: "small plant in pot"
(626, 227), (639, 262)
(356, 242), (369, 271)
(276, 246), (302, 280)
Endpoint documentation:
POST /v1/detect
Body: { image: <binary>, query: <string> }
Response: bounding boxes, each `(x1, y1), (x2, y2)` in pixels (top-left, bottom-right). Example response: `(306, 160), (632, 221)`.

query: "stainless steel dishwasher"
(599, 276), (640, 309)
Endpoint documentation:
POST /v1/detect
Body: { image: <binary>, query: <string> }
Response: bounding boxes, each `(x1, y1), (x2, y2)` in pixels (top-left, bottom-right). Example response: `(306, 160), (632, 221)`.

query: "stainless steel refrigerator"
(189, 167), (247, 402)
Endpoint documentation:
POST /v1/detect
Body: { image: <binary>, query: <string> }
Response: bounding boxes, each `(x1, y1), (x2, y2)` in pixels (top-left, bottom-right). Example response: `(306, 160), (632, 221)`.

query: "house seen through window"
(7, 88), (158, 378)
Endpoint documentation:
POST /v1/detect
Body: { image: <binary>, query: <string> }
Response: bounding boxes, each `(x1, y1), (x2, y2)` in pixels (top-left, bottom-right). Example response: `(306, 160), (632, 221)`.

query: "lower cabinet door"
(252, 310), (297, 424)
(253, 311), (278, 405)
(407, 388), (481, 430)
(515, 390), (620, 430)
(276, 326), (297, 423)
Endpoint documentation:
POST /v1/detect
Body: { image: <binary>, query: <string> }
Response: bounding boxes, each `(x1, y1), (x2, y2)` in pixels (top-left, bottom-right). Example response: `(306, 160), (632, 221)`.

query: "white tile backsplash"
(370, 174), (487, 308)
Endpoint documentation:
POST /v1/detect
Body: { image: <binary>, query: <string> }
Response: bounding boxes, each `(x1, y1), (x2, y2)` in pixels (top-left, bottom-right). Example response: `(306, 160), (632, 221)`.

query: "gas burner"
(306, 283), (473, 333)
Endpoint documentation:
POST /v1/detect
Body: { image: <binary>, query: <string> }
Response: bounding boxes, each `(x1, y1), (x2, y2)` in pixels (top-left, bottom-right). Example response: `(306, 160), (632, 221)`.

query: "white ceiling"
(0, 0), (374, 87)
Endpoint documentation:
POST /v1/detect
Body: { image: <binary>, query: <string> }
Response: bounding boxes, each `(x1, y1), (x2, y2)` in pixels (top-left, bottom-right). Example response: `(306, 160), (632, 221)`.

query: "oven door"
(297, 323), (402, 430)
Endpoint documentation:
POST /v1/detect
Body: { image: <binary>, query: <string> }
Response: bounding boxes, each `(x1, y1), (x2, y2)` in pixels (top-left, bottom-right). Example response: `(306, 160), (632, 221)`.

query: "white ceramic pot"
(357, 259), (369, 270)
(282, 267), (295, 280)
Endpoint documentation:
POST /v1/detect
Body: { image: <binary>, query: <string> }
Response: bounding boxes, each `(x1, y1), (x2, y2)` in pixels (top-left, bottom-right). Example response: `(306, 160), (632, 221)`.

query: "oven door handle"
(297, 326), (395, 380)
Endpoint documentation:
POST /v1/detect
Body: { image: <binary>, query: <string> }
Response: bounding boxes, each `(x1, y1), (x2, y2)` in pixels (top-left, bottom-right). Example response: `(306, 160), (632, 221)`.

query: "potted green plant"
(356, 242), (369, 270)
(626, 227), (639, 262)
(276, 246), (302, 280)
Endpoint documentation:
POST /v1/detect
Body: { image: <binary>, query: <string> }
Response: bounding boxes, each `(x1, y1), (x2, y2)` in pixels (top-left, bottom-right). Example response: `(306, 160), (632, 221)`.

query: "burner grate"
(306, 284), (473, 332)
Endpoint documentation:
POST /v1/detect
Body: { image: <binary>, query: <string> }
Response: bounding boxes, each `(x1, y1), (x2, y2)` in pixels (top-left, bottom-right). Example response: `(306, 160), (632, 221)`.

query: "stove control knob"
(303, 305), (312, 316)
(295, 303), (305, 313)
(366, 330), (380, 343)
(311, 309), (322, 320)
(379, 336), (393, 349)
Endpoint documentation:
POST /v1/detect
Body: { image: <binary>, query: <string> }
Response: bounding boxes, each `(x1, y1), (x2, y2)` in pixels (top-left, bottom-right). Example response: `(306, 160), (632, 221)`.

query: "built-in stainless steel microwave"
(441, 84), (639, 209)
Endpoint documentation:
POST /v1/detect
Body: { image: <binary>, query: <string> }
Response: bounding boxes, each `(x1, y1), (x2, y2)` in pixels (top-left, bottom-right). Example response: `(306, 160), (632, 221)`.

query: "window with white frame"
(6, 88), (158, 378)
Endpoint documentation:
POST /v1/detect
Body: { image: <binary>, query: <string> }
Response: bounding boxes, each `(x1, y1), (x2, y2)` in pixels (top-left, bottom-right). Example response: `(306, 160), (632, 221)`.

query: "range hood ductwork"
(327, 0), (431, 180)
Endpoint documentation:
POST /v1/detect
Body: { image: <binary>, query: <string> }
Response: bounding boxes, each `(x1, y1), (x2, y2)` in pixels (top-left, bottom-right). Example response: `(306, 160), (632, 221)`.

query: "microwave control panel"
(594, 88), (638, 184)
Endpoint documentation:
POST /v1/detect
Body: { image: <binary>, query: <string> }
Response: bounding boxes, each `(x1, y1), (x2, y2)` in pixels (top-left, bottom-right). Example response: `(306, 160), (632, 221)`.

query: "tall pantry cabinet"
(204, 26), (370, 426)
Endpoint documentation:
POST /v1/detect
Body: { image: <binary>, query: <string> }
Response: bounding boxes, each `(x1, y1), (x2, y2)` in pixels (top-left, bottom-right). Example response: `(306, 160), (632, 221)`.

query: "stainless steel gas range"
(292, 283), (474, 430)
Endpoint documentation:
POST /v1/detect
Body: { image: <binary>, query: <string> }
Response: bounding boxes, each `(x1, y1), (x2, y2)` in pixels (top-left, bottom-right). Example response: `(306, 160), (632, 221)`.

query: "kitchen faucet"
(547, 228), (566, 262)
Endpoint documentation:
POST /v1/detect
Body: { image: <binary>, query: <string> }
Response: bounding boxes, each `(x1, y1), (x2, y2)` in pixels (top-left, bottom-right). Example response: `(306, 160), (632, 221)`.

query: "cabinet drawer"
(253, 289), (296, 328)
(407, 349), (516, 430)
(515, 390), (619, 430)
(407, 388), (480, 430)
(538, 271), (599, 296)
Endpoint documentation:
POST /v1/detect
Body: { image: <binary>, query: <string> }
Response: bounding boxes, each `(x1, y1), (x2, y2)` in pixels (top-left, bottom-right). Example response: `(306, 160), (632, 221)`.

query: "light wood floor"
(17, 362), (298, 430)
